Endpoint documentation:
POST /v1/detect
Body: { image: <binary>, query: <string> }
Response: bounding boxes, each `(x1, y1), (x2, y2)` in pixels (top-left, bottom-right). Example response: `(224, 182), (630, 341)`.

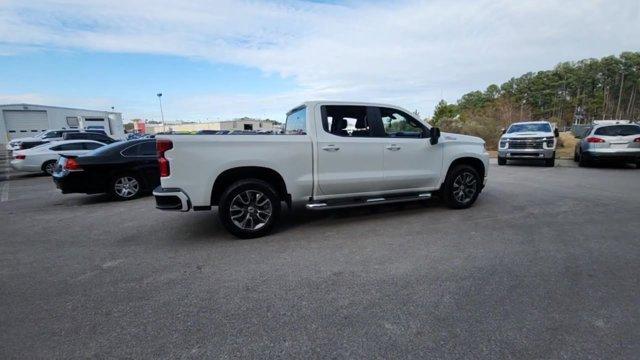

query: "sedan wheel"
(112, 175), (140, 200)
(43, 161), (56, 175)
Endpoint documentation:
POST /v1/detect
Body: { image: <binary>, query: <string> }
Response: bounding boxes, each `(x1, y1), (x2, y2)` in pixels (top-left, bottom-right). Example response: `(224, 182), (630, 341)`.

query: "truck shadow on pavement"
(175, 199), (444, 242)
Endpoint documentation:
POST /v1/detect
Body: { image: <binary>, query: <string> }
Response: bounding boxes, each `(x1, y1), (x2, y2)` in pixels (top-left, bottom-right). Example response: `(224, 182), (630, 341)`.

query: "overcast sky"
(0, 0), (639, 122)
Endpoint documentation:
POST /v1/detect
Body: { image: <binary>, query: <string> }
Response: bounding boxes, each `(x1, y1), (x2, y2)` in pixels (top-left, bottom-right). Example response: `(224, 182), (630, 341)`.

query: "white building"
(0, 104), (124, 145)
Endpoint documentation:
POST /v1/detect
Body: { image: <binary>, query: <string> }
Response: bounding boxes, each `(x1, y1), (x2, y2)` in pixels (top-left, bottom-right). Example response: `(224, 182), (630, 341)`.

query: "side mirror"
(554, 128), (560, 138)
(429, 127), (441, 145)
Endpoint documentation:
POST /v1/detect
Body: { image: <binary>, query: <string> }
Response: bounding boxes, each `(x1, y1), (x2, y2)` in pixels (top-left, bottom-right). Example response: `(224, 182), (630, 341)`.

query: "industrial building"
(142, 118), (282, 134)
(0, 104), (124, 145)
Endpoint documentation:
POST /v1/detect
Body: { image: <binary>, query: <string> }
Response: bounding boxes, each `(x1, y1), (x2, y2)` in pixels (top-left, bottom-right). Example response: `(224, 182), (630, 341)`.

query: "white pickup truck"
(154, 101), (489, 238)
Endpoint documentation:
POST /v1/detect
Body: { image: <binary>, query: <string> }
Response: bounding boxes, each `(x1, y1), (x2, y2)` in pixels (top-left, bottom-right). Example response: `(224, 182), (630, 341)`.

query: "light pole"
(157, 93), (165, 133)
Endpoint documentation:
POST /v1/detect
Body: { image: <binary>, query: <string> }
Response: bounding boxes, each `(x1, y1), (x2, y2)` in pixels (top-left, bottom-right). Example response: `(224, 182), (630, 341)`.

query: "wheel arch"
(210, 166), (290, 207)
(441, 156), (486, 188)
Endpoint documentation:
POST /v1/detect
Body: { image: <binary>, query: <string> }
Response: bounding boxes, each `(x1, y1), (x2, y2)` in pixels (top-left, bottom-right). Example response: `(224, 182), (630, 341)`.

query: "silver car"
(574, 122), (640, 167)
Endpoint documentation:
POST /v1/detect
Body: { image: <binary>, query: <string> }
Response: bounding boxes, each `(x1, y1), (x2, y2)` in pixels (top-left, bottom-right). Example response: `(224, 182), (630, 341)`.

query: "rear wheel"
(442, 165), (481, 209)
(110, 174), (142, 200)
(218, 179), (281, 239)
(42, 160), (56, 175)
(578, 152), (589, 167)
(497, 157), (506, 166)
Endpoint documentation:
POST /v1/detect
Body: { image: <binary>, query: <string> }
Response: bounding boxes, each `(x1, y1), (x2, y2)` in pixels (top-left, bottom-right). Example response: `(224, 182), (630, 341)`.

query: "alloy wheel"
(114, 176), (140, 198)
(452, 171), (477, 204)
(229, 190), (273, 230)
(44, 162), (56, 175)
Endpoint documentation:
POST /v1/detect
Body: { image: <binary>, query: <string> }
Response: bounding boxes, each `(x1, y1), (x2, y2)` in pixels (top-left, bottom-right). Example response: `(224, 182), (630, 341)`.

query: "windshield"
(507, 123), (552, 133)
(594, 125), (640, 136)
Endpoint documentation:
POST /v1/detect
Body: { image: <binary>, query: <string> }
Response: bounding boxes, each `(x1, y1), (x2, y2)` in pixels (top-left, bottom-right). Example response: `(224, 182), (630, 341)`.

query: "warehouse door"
(3, 110), (48, 140)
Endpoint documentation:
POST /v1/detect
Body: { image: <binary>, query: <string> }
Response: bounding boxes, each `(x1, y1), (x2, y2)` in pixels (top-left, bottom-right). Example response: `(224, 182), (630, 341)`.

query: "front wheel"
(545, 157), (555, 167)
(218, 179), (281, 239)
(442, 165), (481, 209)
(497, 157), (506, 166)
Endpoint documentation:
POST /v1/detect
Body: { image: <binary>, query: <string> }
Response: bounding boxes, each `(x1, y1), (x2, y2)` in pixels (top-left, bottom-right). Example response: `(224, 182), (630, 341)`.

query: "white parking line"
(0, 180), (8, 202)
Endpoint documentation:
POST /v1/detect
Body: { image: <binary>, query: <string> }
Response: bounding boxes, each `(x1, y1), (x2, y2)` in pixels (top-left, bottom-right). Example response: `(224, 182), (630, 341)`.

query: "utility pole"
(157, 93), (165, 133)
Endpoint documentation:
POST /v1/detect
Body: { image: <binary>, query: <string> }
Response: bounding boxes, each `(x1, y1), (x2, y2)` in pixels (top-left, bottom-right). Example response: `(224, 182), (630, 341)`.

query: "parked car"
(153, 101), (490, 238)
(573, 122), (640, 167)
(10, 140), (106, 175)
(498, 121), (559, 167)
(6, 129), (79, 151)
(62, 131), (119, 144)
(52, 139), (159, 200)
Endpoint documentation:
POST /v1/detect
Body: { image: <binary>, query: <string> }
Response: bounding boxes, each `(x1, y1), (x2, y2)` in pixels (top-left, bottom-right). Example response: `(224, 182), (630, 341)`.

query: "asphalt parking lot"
(1, 154), (639, 358)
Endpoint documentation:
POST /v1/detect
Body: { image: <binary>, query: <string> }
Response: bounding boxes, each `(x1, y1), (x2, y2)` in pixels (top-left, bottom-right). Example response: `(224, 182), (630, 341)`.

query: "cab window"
(380, 108), (425, 138)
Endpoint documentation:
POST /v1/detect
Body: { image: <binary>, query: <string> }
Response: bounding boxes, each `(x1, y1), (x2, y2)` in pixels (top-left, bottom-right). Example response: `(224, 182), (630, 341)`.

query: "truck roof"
(289, 101), (416, 115)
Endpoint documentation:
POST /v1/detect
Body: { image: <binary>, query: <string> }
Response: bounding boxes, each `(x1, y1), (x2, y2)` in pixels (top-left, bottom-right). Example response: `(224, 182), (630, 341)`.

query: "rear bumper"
(153, 186), (191, 211)
(498, 148), (555, 159)
(583, 150), (640, 162)
(10, 160), (40, 172)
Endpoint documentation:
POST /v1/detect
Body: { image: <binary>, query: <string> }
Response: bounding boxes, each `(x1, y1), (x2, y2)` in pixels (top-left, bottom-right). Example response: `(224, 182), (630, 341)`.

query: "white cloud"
(0, 0), (639, 120)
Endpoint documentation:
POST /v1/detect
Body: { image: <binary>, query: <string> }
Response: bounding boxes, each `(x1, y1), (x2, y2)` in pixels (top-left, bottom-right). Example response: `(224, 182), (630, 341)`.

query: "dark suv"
(62, 131), (119, 144)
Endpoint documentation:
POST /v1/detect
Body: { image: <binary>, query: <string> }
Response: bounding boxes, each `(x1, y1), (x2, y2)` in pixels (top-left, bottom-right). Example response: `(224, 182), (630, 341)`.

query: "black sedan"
(52, 139), (159, 200)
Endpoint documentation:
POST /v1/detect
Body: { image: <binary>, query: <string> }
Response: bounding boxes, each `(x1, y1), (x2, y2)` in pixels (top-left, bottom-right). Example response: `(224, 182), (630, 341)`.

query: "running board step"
(306, 193), (432, 210)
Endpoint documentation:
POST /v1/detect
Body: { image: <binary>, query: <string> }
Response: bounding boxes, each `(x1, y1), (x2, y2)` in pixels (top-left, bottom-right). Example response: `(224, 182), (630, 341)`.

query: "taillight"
(14, 154), (26, 160)
(586, 137), (605, 143)
(64, 158), (82, 171)
(157, 139), (173, 177)
(634, 137), (640, 143)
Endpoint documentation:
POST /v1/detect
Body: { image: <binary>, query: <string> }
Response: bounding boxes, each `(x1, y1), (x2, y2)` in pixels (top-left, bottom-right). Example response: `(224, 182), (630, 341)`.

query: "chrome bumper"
(498, 148), (555, 159)
(153, 186), (191, 211)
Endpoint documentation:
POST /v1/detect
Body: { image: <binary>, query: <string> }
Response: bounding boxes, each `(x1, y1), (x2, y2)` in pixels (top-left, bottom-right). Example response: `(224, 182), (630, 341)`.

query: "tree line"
(430, 52), (640, 149)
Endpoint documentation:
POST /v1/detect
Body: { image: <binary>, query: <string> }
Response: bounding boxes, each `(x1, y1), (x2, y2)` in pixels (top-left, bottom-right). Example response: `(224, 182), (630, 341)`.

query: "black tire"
(109, 173), (142, 201)
(544, 157), (555, 167)
(218, 179), (281, 239)
(442, 165), (481, 209)
(578, 152), (589, 167)
(497, 157), (506, 166)
(41, 160), (57, 175)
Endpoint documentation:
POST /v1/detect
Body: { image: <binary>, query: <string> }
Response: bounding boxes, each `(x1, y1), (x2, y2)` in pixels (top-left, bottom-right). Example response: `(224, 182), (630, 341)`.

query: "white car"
(153, 101), (490, 238)
(10, 140), (106, 175)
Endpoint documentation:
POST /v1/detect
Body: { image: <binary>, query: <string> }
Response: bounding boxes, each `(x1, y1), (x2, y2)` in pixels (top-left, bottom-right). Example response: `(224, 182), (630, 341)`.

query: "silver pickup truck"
(498, 121), (559, 167)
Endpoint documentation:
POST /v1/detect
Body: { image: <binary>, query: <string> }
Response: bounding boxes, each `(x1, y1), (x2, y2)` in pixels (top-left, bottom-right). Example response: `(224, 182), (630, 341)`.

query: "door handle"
(385, 145), (401, 151)
(322, 145), (340, 152)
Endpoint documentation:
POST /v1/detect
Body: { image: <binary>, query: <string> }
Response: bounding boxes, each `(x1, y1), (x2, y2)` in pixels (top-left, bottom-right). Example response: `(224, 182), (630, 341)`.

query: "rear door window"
(321, 105), (374, 137)
(83, 142), (103, 150)
(139, 141), (157, 156)
(51, 143), (84, 151)
(122, 141), (156, 156)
